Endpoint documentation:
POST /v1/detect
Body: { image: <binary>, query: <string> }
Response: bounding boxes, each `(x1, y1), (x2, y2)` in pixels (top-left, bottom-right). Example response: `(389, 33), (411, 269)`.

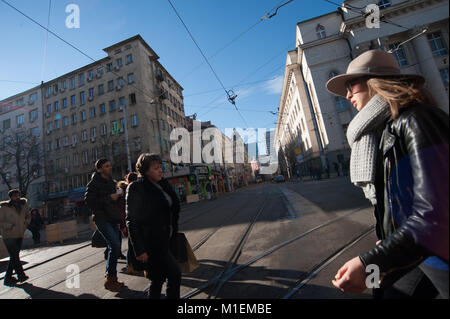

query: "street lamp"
(118, 103), (132, 173)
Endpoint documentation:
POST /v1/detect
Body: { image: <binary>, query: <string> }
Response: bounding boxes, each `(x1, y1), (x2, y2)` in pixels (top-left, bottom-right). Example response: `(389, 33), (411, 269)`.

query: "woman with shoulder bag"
(126, 153), (181, 299)
(327, 50), (449, 298)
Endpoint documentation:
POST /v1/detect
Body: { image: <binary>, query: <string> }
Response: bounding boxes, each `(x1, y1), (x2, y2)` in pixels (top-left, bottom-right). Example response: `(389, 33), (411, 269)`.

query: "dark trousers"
(127, 238), (142, 270)
(147, 251), (181, 299)
(3, 238), (25, 279)
(27, 226), (40, 243)
(95, 221), (121, 277)
(374, 263), (449, 299)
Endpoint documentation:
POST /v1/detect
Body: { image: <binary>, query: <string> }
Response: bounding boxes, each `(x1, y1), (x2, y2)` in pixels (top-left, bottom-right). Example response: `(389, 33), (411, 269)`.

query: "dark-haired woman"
(327, 50), (449, 298)
(126, 153), (181, 299)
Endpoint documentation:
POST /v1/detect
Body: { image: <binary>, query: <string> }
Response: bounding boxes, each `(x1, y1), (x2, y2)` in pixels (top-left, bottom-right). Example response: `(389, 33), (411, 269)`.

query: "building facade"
(275, 0), (449, 178)
(40, 35), (186, 217)
(0, 86), (45, 207)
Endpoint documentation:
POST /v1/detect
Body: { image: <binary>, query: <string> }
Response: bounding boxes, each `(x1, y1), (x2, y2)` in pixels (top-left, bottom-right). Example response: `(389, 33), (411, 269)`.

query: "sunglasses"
(346, 78), (368, 95)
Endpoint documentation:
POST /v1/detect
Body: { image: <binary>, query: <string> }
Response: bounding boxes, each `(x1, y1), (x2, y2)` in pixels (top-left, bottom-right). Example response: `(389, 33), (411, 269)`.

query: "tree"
(0, 128), (44, 197)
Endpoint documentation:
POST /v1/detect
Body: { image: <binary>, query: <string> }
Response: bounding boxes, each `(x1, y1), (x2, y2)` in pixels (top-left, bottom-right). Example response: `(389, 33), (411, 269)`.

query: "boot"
(126, 264), (141, 276)
(104, 275), (124, 292)
(3, 276), (18, 287)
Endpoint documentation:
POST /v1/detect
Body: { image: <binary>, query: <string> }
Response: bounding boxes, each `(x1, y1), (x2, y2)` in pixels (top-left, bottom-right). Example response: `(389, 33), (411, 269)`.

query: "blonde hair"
(367, 77), (436, 119)
(117, 181), (127, 189)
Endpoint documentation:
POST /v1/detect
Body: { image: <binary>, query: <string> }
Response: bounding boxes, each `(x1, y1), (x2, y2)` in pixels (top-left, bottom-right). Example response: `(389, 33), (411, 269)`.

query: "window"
(48, 141), (53, 151)
(389, 43), (408, 66)
(16, 114), (24, 127)
(120, 118), (126, 131)
(64, 136), (69, 146)
(29, 92), (38, 103)
(47, 104), (52, 113)
(81, 110), (87, 121)
(29, 109), (38, 122)
(62, 80), (67, 89)
(99, 103), (106, 115)
(117, 58), (123, 68)
(55, 119), (60, 129)
(81, 130), (87, 141)
(47, 122), (53, 131)
(127, 73), (134, 84)
(70, 77), (75, 89)
(3, 119), (11, 130)
(31, 127), (39, 137)
(335, 96), (349, 112)
(71, 95), (76, 107)
(80, 91), (85, 105)
(108, 80), (114, 91)
(88, 70), (94, 80)
(92, 148), (98, 162)
(427, 32), (448, 57)
(118, 77), (124, 87)
(56, 138), (61, 149)
(46, 87), (52, 97)
(134, 137), (141, 150)
(89, 107), (96, 118)
(53, 83), (59, 94)
(72, 113), (77, 124)
(109, 100), (116, 112)
(101, 123), (107, 136)
(126, 54), (133, 64)
(129, 93), (137, 105)
(83, 150), (89, 164)
(54, 101), (60, 111)
(89, 87), (95, 97)
(111, 121), (120, 135)
(63, 97), (68, 108)
(79, 73), (85, 86)
(316, 24), (326, 40)
(378, 0), (391, 9)
(440, 68), (449, 91)
(98, 84), (104, 95)
(91, 127), (97, 138)
(63, 116), (69, 127)
(72, 134), (78, 144)
(119, 97), (126, 110)
(97, 67), (103, 77)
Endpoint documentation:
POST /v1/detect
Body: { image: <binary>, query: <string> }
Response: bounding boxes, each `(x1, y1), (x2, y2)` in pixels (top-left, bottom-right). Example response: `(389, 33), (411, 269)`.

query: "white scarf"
(346, 94), (391, 205)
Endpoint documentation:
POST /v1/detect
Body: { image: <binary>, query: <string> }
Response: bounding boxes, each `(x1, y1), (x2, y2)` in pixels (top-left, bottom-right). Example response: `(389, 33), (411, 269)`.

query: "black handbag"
(91, 229), (107, 248)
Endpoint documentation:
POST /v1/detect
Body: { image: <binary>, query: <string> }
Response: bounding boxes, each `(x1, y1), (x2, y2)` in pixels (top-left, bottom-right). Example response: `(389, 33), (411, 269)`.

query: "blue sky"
(0, 0), (335, 141)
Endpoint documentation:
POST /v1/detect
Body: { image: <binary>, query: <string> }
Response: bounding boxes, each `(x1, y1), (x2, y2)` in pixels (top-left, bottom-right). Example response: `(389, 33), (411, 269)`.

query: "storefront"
(39, 187), (87, 223)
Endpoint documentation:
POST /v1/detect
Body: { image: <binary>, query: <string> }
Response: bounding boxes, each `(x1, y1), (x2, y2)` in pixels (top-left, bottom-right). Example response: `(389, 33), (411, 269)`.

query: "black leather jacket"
(359, 104), (449, 288)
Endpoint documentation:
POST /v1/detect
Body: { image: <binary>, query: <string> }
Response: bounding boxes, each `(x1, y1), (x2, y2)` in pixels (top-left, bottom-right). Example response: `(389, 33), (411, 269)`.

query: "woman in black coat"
(126, 153), (181, 299)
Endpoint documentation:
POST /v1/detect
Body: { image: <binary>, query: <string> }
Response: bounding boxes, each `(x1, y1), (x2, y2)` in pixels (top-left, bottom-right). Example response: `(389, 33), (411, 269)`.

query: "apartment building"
(41, 35), (186, 209)
(275, 0), (449, 177)
(0, 86), (45, 206)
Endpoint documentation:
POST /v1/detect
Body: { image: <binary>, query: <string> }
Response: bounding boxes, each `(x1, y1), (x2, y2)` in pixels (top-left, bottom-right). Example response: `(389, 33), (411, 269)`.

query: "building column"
(412, 31), (449, 113)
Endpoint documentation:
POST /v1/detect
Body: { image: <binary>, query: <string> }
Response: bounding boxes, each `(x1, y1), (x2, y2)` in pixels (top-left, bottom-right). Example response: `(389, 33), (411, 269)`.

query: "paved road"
(0, 177), (377, 299)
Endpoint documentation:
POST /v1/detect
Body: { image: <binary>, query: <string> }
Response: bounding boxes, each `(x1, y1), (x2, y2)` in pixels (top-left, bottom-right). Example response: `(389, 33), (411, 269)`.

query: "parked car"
(273, 175), (285, 183)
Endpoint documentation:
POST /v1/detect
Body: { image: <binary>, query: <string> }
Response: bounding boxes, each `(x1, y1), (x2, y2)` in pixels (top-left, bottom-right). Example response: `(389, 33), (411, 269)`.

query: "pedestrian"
(327, 49), (449, 298)
(0, 189), (31, 286)
(104, 181), (127, 262)
(28, 209), (43, 244)
(85, 158), (125, 292)
(333, 162), (340, 176)
(122, 172), (142, 276)
(126, 153), (181, 299)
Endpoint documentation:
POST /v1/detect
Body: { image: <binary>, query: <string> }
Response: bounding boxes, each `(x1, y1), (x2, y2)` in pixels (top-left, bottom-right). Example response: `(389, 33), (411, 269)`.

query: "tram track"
(282, 226), (375, 299)
(182, 205), (368, 299)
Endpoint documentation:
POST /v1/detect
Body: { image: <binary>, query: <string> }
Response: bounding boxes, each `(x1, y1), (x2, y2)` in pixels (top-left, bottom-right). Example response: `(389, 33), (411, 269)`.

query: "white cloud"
(263, 75), (283, 95)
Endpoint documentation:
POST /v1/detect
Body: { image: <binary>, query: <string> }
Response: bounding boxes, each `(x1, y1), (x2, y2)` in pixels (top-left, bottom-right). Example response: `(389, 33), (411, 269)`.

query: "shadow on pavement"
(8, 282), (99, 299)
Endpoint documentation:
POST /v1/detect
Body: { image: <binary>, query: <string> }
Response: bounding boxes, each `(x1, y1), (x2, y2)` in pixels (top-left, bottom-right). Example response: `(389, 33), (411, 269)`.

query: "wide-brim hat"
(326, 50), (425, 97)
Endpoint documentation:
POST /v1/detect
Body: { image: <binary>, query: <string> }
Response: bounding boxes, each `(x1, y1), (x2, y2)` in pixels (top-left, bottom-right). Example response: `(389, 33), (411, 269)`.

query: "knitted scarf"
(346, 94), (391, 205)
